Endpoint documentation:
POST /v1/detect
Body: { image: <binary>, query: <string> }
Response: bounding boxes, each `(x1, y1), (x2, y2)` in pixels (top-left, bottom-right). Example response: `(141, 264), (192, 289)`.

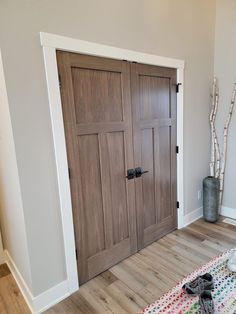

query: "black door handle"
(135, 167), (149, 178)
(126, 168), (136, 180)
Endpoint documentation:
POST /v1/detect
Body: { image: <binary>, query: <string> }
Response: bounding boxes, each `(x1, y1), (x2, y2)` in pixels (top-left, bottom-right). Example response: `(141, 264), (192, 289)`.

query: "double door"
(57, 51), (177, 284)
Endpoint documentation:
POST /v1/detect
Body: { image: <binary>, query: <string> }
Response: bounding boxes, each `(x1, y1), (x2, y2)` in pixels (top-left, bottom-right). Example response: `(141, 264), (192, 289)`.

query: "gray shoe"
(199, 291), (215, 314)
(182, 273), (214, 295)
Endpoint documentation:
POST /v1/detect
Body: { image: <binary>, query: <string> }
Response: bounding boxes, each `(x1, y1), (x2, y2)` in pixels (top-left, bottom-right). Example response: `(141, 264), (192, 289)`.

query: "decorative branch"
(209, 78), (217, 176)
(209, 78), (220, 177)
(214, 84), (221, 178)
(219, 83), (236, 205)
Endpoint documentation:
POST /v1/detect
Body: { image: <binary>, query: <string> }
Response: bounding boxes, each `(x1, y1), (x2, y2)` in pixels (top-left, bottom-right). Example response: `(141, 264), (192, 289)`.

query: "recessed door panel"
(141, 128), (156, 229)
(71, 68), (123, 124)
(139, 75), (171, 120)
(78, 134), (105, 258)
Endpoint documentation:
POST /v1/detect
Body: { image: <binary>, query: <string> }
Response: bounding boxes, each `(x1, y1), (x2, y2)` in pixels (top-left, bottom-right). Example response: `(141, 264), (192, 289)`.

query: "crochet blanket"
(141, 249), (236, 314)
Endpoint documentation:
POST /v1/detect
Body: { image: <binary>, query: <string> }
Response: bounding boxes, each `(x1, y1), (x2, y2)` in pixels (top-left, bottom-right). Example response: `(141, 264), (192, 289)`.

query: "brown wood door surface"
(57, 52), (137, 284)
(57, 51), (177, 284)
(131, 63), (177, 250)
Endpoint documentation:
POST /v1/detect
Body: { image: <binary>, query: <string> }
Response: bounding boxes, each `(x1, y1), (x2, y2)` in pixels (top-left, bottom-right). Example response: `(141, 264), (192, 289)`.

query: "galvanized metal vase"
(203, 176), (220, 222)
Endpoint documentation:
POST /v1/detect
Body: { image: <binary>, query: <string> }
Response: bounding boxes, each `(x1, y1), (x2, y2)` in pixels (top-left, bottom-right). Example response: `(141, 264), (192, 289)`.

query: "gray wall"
(214, 0), (236, 210)
(0, 51), (32, 288)
(0, 0), (216, 295)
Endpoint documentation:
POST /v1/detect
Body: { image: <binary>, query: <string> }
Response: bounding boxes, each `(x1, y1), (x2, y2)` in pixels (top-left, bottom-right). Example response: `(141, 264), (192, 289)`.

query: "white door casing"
(40, 32), (185, 293)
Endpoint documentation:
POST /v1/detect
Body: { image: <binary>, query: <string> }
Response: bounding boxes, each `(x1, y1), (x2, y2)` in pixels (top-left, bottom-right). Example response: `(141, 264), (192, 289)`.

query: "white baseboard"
(34, 281), (70, 313)
(4, 250), (74, 313)
(0, 231), (4, 265)
(221, 206), (236, 220)
(178, 207), (203, 229)
(178, 205), (236, 229)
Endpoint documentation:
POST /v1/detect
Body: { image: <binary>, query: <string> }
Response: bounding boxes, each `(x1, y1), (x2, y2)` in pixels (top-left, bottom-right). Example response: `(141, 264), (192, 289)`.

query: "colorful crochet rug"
(141, 249), (236, 314)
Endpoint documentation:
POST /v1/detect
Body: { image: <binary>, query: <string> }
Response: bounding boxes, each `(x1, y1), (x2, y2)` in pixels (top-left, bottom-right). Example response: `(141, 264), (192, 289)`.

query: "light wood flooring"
(1, 217), (236, 313)
(0, 263), (30, 313)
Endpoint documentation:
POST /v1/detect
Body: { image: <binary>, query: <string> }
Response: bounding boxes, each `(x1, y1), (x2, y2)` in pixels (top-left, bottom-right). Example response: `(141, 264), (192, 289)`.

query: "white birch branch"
(214, 85), (221, 178)
(219, 83), (236, 205)
(209, 78), (217, 176)
(209, 78), (220, 177)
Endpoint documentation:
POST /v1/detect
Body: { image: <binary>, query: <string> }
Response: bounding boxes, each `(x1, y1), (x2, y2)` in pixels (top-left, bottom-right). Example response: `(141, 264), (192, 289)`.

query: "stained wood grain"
(1, 217), (236, 313)
(44, 217), (236, 313)
(130, 62), (177, 250)
(0, 264), (30, 314)
(0, 263), (10, 278)
(57, 51), (178, 284)
(57, 52), (137, 284)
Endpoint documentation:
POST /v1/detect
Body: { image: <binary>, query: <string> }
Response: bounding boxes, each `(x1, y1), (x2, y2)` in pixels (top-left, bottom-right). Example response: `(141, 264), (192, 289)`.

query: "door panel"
(78, 134), (105, 257)
(57, 52), (137, 284)
(71, 67), (123, 123)
(100, 131), (129, 245)
(141, 128), (155, 229)
(139, 76), (171, 120)
(131, 63), (177, 250)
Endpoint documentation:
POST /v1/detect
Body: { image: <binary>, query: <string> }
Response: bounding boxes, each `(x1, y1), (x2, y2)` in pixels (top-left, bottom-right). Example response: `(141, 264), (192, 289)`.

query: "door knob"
(126, 168), (136, 180)
(135, 167), (149, 178)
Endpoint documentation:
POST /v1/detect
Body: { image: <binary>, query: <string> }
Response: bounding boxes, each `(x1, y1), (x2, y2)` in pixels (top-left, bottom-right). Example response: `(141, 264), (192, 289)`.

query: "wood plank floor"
(0, 264), (30, 313)
(1, 217), (236, 313)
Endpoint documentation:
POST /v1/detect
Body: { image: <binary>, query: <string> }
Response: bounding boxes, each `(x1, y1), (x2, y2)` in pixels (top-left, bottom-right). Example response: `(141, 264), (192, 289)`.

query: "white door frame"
(40, 32), (185, 293)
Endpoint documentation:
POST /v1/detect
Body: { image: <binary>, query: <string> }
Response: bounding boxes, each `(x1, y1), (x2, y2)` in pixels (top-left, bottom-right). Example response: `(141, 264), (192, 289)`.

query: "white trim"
(0, 50), (6, 267)
(40, 32), (184, 69)
(180, 207), (203, 228)
(176, 68), (185, 229)
(223, 218), (236, 226)
(40, 31), (185, 305)
(42, 46), (79, 294)
(33, 281), (70, 314)
(221, 206), (236, 220)
(4, 250), (71, 314)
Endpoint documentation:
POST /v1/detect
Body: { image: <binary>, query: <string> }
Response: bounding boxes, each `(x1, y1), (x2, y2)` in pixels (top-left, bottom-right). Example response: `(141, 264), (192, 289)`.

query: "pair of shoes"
(182, 273), (214, 314)
(182, 273), (214, 295)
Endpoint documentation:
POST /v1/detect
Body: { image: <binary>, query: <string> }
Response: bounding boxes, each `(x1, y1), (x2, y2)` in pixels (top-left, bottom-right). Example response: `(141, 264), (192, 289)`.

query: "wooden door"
(131, 63), (177, 250)
(57, 52), (137, 284)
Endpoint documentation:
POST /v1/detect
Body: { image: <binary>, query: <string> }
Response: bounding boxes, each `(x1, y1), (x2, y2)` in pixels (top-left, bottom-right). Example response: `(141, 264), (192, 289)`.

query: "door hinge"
(176, 83), (182, 93)
(177, 201), (180, 209)
(58, 74), (62, 88)
(68, 167), (71, 180)
(176, 146), (179, 154)
(75, 248), (78, 260)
